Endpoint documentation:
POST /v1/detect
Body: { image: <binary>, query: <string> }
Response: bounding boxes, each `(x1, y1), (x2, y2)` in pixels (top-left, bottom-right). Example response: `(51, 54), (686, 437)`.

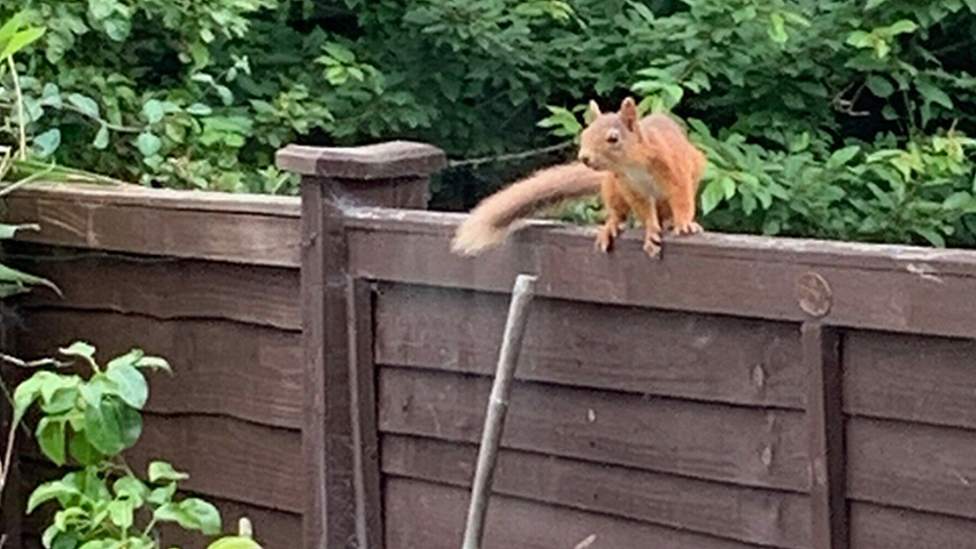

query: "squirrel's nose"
(579, 153), (592, 167)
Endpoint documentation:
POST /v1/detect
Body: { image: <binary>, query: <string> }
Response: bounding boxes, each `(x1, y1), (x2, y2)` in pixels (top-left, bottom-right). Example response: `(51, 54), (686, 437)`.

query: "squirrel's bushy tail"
(451, 162), (603, 256)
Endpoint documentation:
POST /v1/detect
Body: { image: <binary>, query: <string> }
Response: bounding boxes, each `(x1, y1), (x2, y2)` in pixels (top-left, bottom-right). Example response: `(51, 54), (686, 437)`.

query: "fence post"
(277, 141), (446, 549)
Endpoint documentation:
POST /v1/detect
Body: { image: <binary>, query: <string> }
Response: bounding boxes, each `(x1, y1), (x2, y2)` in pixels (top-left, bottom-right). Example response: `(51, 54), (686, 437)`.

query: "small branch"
(461, 274), (538, 549)
(0, 352), (68, 369)
(447, 141), (574, 170)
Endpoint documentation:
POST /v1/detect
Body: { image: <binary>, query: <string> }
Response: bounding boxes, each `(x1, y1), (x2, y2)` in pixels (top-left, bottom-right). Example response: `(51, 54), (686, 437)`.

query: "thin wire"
(446, 141), (575, 170)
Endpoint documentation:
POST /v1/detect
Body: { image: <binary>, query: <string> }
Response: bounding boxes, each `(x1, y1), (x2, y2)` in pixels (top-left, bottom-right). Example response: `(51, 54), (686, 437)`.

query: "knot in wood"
(795, 272), (832, 318)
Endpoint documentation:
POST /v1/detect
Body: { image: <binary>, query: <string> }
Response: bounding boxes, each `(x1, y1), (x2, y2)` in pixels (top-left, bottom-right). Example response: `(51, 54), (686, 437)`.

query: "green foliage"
(540, 0), (976, 248)
(11, 342), (264, 549)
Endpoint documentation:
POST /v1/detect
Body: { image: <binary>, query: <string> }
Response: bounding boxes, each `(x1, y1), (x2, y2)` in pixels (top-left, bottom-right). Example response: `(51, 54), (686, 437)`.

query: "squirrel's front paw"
(595, 224), (619, 253)
(643, 231), (662, 259)
(670, 220), (703, 236)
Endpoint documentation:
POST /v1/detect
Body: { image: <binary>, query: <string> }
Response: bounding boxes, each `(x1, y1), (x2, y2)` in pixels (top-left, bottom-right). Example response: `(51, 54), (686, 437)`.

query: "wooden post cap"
(276, 141), (447, 180)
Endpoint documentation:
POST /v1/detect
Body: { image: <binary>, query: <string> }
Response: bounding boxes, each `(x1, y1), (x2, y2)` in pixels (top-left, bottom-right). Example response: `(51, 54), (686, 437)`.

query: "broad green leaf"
(93, 125), (109, 149)
(67, 94), (101, 119)
(768, 13), (788, 44)
(41, 386), (79, 415)
(136, 133), (162, 157)
(41, 524), (59, 549)
(866, 75), (894, 98)
(77, 541), (118, 549)
(0, 12), (26, 48)
(27, 480), (80, 513)
(913, 227), (945, 247)
(33, 129), (61, 158)
(180, 498), (223, 535)
(207, 537), (262, 549)
(149, 461), (189, 482)
(84, 396), (142, 455)
(114, 475), (149, 505)
(700, 179), (725, 214)
(69, 430), (104, 465)
(13, 371), (57, 423)
(148, 482), (177, 505)
(887, 20), (918, 36)
(917, 80), (954, 109)
(827, 146), (861, 169)
(142, 99), (165, 124)
(60, 341), (97, 366)
(187, 103), (213, 116)
(108, 498), (135, 530)
(0, 26), (46, 59)
(52, 533), (79, 549)
(719, 176), (736, 200)
(106, 363), (148, 409)
(866, 0), (888, 8)
(37, 416), (67, 465)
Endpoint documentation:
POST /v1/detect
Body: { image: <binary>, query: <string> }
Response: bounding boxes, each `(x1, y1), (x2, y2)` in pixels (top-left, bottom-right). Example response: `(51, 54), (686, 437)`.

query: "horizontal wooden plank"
(375, 283), (804, 409)
(5, 192), (300, 267)
(851, 502), (976, 549)
(19, 461), (301, 548)
(12, 182), (300, 216)
(848, 417), (976, 519)
(845, 330), (976, 430)
(346, 208), (976, 340)
(13, 309), (302, 429)
(385, 477), (764, 549)
(119, 414), (301, 513)
(377, 367), (808, 492)
(383, 435), (809, 548)
(8, 245), (300, 330)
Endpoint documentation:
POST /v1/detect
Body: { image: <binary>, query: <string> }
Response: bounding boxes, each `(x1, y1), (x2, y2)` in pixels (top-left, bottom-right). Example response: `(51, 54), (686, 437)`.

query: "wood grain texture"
(804, 324), (847, 549)
(12, 309), (302, 429)
(377, 367), (809, 492)
(5, 194), (300, 267)
(125, 414), (301, 513)
(845, 330), (976, 430)
(385, 477), (765, 549)
(850, 502), (976, 549)
(383, 435), (809, 548)
(375, 283), (803, 409)
(8, 247), (300, 330)
(344, 208), (976, 340)
(847, 417), (976, 519)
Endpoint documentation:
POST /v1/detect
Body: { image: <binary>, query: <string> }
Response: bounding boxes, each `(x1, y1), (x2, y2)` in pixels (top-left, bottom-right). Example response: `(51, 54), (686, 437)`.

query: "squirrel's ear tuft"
(587, 100), (602, 121)
(619, 97), (638, 132)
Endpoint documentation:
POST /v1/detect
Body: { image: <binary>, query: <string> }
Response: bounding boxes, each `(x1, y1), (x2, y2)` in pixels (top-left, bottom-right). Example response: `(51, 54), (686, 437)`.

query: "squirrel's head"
(577, 97), (643, 171)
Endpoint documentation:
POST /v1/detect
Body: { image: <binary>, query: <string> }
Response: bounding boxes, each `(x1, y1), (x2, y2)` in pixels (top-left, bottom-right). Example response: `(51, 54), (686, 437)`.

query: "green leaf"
(108, 498), (135, 530)
(27, 480), (80, 513)
(187, 103), (213, 116)
(114, 475), (149, 505)
(84, 397), (142, 455)
(136, 356), (171, 373)
(866, 75), (894, 98)
(719, 176), (736, 200)
(13, 371), (54, 424)
(93, 125), (110, 149)
(887, 20), (918, 36)
(37, 417), (67, 465)
(827, 146), (861, 169)
(917, 80), (954, 109)
(0, 26), (46, 59)
(207, 537), (262, 549)
(106, 363), (148, 409)
(148, 482), (177, 505)
(77, 541), (118, 549)
(700, 179), (725, 215)
(149, 461), (189, 483)
(41, 524), (59, 549)
(180, 498), (223, 535)
(136, 133), (162, 157)
(60, 341), (97, 367)
(67, 94), (101, 119)
(913, 227), (945, 247)
(69, 430), (104, 465)
(768, 13), (788, 44)
(52, 532), (79, 549)
(866, 0), (888, 8)
(142, 100), (165, 124)
(0, 12), (26, 48)
(33, 129), (61, 159)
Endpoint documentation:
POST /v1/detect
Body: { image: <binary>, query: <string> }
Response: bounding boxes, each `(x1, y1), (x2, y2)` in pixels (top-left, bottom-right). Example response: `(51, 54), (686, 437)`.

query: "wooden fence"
(5, 138), (976, 549)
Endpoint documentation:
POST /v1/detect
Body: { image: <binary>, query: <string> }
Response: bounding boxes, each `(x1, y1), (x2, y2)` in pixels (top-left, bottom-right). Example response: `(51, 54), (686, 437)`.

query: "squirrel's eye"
(606, 132), (620, 144)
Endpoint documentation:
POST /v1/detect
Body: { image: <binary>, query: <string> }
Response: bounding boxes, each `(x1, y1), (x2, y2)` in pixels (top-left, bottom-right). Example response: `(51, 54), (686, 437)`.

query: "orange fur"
(452, 97), (706, 258)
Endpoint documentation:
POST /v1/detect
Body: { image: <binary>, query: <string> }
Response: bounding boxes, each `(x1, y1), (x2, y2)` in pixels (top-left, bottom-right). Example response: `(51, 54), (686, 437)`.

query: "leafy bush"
(3, 0), (976, 247)
(11, 341), (263, 549)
